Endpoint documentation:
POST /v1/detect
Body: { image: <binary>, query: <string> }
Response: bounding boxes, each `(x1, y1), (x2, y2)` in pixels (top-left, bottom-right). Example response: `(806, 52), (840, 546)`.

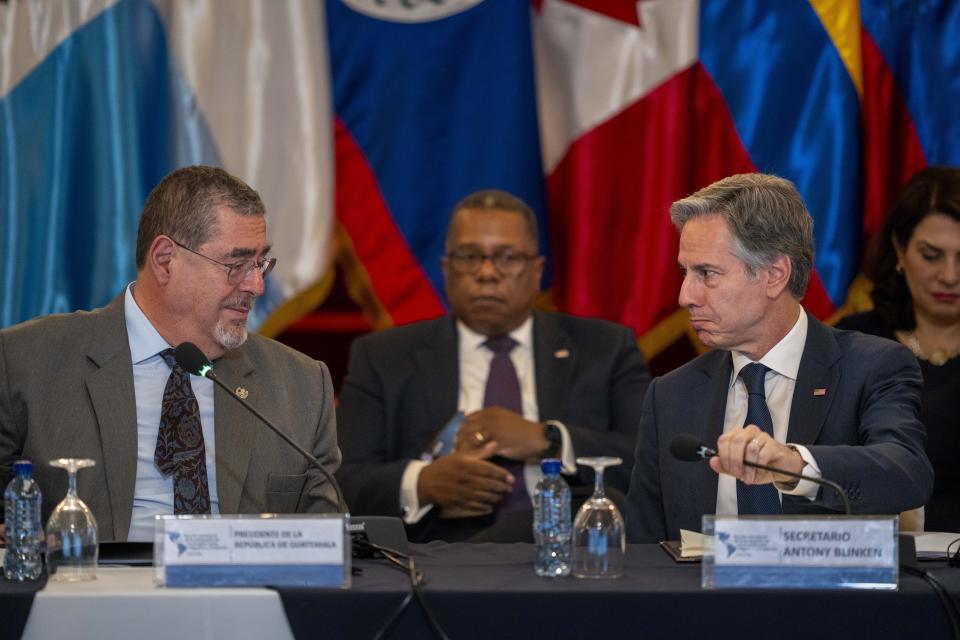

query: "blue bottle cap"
(540, 458), (561, 474)
(13, 460), (32, 476)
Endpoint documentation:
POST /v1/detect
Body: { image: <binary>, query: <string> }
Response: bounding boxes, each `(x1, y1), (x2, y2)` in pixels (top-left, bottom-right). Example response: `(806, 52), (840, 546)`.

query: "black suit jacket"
(336, 311), (650, 535)
(626, 312), (934, 543)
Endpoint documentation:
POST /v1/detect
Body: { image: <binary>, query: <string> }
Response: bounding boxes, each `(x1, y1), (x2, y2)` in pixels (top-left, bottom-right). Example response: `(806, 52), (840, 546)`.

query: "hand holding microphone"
(670, 433), (852, 514)
(710, 425), (805, 487)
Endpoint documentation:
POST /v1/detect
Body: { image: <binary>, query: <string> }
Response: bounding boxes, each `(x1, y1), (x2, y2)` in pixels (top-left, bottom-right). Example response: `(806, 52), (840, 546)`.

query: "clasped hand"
(417, 442), (513, 513)
(453, 406), (548, 460)
(416, 407), (548, 513)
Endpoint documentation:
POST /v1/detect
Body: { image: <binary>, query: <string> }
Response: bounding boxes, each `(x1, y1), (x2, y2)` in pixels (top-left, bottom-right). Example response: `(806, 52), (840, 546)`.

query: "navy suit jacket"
(626, 312), (934, 543)
(336, 311), (650, 528)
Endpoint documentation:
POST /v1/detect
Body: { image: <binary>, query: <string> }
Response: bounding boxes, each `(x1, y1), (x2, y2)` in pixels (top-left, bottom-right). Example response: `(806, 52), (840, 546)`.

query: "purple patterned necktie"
(482, 336), (529, 516)
(736, 363), (782, 515)
(156, 348), (212, 514)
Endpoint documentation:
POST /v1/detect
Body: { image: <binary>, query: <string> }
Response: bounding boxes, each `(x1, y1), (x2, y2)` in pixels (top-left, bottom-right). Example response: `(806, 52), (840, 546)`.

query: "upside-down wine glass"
(45, 458), (98, 581)
(572, 456), (625, 578)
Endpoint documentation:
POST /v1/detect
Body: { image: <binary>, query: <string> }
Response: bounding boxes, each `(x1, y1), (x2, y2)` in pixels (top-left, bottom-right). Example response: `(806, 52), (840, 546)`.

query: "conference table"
(13, 543), (960, 639)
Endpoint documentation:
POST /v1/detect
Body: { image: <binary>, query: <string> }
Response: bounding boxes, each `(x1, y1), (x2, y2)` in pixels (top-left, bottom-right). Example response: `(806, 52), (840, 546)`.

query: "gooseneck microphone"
(670, 433), (852, 515)
(174, 342), (348, 514)
(176, 343), (435, 623)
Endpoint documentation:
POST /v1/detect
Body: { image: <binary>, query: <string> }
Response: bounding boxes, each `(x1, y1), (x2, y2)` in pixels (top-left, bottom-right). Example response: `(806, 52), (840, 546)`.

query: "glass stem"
(593, 467), (605, 499)
(67, 470), (78, 498)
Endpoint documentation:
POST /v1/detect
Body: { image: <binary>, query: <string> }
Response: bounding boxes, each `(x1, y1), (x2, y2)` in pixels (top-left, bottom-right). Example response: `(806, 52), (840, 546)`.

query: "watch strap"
(540, 420), (563, 458)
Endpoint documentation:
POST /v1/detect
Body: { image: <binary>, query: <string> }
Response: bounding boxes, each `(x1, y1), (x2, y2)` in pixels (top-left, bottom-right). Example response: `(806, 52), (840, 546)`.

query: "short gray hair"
(670, 173), (813, 298)
(447, 189), (539, 252)
(136, 165), (265, 269)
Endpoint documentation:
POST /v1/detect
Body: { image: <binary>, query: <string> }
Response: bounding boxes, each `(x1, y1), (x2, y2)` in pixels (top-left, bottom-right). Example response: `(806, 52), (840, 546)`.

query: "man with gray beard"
(0, 166), (341, 541)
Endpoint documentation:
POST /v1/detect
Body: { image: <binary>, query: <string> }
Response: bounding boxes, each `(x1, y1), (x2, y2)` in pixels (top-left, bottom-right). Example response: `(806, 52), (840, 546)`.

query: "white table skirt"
(22, 566), (294, 640)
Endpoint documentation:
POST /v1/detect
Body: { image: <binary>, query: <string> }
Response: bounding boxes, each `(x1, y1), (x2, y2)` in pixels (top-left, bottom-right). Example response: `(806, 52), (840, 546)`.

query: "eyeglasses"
(445, 249), (538, 276)
(172, 239), (276, 285)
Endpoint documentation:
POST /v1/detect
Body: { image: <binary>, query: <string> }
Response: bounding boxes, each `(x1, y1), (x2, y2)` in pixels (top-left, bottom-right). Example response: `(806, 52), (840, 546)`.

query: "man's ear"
(765, 254), (792, 298)
(440, 254), (451, 286)
(148, 236), (177, 285)
(532, 255), (545, 287)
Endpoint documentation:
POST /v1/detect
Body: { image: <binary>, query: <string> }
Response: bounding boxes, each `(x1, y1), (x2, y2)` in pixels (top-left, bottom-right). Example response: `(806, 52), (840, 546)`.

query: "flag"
(3, 0), (959, 363)
(330, 0), (959, 355)
(531, 0), (960, 357)
(327, 0), (548, 328)
(0, 0), (334, 332)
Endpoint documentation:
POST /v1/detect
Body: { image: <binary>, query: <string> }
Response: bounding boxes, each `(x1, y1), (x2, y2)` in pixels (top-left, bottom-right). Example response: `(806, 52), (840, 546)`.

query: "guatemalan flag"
(2, 0), (959, 363)
(0, 0), (335, 334)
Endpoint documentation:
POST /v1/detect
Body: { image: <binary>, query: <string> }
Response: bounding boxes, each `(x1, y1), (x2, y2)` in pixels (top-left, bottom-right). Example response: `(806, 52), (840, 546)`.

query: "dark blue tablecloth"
(0, 570), (47, 640)
(274, 543), (960, 640)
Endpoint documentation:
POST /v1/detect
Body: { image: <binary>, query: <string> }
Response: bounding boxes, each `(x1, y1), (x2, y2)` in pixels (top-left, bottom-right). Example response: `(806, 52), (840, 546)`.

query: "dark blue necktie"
(156, 349), (212, 514)
(483, 336), (529, 516)
(735, 363), (782, 515)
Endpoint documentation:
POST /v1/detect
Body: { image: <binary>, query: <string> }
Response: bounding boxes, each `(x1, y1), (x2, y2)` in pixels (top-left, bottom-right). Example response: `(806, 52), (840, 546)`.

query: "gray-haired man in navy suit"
(626, 173), (933, 543)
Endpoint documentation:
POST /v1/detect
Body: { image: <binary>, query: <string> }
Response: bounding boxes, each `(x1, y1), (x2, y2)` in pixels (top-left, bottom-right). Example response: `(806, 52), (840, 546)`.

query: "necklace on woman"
(902, 331), (960, 366)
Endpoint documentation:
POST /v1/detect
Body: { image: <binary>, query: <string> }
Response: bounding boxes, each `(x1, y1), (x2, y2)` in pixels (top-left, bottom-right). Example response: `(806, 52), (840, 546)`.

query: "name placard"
(154, 514), (350, 588)
(702, 515), (898, 590)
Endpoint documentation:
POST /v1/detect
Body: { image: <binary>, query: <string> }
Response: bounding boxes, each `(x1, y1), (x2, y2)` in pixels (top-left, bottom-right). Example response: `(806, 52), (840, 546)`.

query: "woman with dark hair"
(837, 166), (960, 531)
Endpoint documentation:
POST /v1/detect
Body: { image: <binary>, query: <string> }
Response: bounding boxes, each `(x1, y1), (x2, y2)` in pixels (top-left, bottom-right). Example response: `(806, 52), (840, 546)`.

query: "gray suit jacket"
(0, 294), (341, 541)
(336, 311), (650, 524)
(626, 312), (934, 543)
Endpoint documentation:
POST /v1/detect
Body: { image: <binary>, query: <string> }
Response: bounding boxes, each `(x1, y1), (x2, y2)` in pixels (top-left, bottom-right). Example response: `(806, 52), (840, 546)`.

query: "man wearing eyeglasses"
(0, 165), (341, 541)
(336, 189), (650, 542)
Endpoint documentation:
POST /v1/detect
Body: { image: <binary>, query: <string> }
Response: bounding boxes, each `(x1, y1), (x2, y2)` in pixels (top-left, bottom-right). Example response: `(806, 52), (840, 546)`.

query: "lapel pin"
(235, 387), (249, 400)
(554, 349), (570, 359)
(813, 388), (827, 397)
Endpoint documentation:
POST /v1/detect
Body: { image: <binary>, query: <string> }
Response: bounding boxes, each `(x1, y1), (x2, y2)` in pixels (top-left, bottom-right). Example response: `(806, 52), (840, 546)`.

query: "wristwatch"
(540, 420), (563, 459)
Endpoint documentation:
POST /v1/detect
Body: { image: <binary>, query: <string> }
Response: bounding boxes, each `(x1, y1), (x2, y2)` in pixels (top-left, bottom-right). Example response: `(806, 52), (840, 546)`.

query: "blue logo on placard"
(717, 532), (737, 557)
(167, 531), (188, 557)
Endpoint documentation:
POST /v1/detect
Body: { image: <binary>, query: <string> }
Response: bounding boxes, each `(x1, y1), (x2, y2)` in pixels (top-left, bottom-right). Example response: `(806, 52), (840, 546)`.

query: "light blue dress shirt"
(124, 284), (220, 541)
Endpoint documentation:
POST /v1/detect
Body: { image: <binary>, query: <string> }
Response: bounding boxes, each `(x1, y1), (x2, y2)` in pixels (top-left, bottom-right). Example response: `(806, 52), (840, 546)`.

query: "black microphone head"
(670, 434), (716, 461)
(173, 342), (214, 377)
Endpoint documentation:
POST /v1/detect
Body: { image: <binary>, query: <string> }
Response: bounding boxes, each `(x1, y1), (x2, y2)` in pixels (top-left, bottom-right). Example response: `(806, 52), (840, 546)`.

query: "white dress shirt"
(125, 284), (220, 541)
(715, 309), (821, 515)
(399, 316), (576, 523)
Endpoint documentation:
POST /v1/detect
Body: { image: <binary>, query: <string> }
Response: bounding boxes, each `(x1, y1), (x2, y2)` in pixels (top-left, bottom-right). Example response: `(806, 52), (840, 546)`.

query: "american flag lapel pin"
(554, 349), (570, 359)
(813, 388), (827, 397)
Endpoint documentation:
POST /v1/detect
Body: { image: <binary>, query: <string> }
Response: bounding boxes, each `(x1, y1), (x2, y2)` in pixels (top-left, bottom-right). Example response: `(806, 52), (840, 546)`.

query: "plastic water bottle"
(533, 458), (571, 577)
(3, 460), (44, 581)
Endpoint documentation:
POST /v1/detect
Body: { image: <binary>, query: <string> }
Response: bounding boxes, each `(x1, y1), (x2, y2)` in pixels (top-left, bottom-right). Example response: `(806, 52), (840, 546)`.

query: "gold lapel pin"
(235, 387), (249, 399)
(554, 349), (570, 359)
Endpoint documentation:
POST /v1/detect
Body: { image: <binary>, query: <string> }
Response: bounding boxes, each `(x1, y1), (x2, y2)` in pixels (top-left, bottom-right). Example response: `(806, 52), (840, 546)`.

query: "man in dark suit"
(626, 173), (934, 543)
(337, 189), (650, 542)
(0, 166), (341, 541)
